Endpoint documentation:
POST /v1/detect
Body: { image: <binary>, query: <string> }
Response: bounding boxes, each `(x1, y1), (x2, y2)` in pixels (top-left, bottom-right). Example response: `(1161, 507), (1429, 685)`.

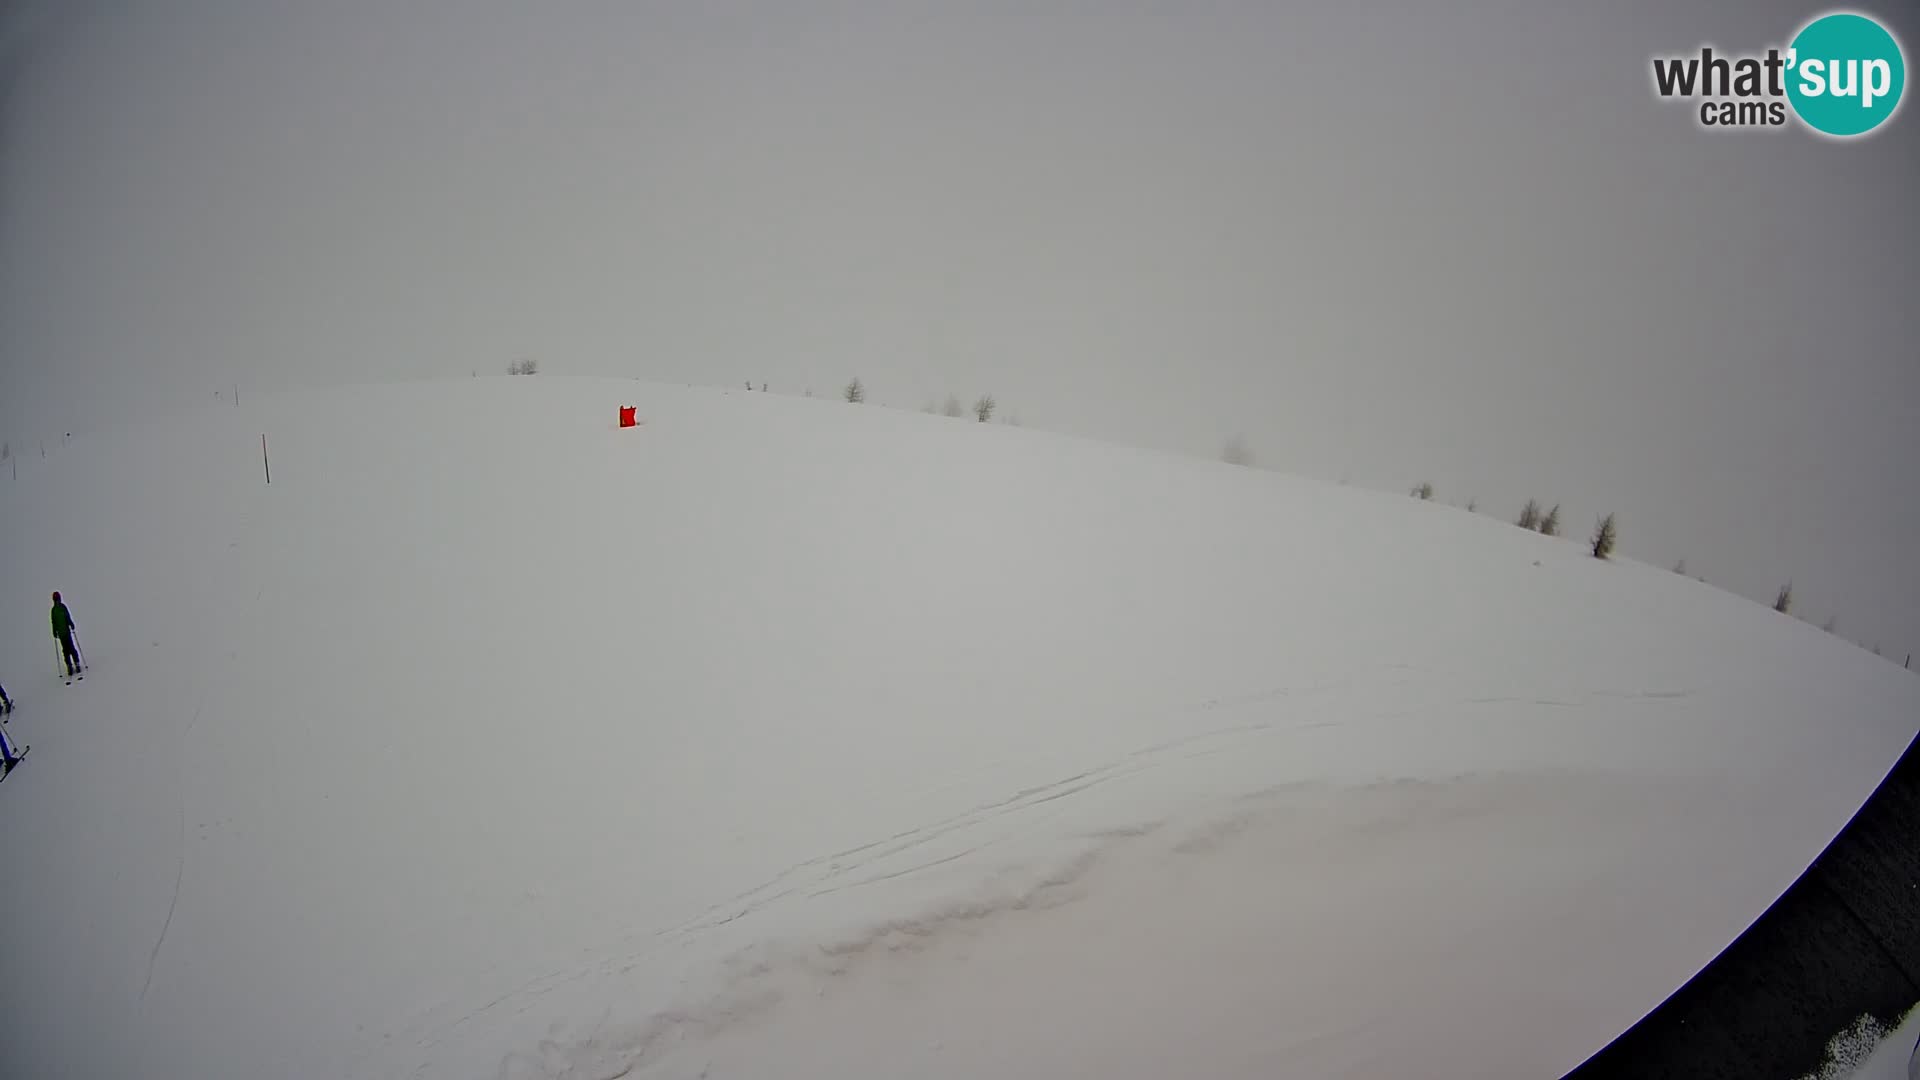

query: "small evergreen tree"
(1222, 436), (1254, 467)
(1538, 504), (1561, 536)
(844, 377), (865, 404)
(943, 394), (965, 418)
(974, 394), (996, 422)
(1822, 616), (1837, 634)
(1673, 558), (1686, 575)
(1465, 497), (1477, 513)
(1591, 512), (1618, 559)
(1517, 499), (1541, 530)
(1410, 481), (1434, 500)
(1774, 583), (1793, 614)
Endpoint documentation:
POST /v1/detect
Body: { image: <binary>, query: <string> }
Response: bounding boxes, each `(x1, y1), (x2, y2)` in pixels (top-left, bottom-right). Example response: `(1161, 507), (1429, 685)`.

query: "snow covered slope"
(0, 377), (1913, 1080)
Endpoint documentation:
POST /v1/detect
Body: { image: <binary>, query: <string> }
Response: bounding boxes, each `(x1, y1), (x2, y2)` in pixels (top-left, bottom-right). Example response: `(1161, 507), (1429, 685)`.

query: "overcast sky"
(1, 0), (1916, 657)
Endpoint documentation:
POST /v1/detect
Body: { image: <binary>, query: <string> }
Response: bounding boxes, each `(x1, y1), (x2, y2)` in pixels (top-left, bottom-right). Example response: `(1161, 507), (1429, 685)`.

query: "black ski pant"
(58, 633), (79, 675)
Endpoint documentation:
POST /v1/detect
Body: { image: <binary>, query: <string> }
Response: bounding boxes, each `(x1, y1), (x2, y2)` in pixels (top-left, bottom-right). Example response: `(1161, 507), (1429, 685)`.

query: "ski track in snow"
(404, 667), (1668, 1078)
(139, 757), (192, 1003)
(730, 693), (1324, 911)
(381, 664), (1773, 1078)
(494, 767), (1547, 1080)
(142, 500), (269, 1004)
(394, 716), (1272, 1061)
(655, 681), (1364, 942)
(380, 684), (1349, 1073)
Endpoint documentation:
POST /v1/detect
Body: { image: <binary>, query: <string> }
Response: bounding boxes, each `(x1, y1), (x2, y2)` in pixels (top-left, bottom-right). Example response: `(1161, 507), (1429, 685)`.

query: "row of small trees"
(492, 366), (1016, 426)
(1433, 483), (1825, 631)
(1675, 559), (1802, 625)
(1224, 457), (1863, 635)
(1751, 574), (1898, 660)
(1263, 461), (1844, 625)
(840, 377), (1005, 423)
(733, 376), (1015, 424)
(1409, 483), (1617, 559)
(1514, 498), (1562, 537)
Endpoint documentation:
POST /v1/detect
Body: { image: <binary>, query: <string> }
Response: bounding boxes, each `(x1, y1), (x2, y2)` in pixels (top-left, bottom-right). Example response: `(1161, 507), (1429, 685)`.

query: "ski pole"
(72, 630), (85, 672)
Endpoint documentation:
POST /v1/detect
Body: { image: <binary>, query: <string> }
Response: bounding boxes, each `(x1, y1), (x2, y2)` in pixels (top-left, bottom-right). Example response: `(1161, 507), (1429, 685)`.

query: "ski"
(0, 745), (30, 782)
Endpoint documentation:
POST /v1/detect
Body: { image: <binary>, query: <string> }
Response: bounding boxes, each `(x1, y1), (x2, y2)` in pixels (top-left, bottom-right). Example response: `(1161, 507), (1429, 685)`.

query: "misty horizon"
(1, 0), (1916, 657)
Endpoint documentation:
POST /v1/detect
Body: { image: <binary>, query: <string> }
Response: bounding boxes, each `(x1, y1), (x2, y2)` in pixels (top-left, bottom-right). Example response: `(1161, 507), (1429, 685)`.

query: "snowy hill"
(0, 376), (1913, 1080)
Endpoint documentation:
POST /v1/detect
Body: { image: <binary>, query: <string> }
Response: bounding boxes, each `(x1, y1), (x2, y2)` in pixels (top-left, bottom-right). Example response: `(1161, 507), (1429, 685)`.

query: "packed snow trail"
(0, 377), (1913, 1079)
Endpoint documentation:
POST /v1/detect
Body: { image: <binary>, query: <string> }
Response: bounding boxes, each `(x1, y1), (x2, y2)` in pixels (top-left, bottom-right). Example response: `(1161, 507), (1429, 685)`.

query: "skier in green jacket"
(51, 591), (80, 678)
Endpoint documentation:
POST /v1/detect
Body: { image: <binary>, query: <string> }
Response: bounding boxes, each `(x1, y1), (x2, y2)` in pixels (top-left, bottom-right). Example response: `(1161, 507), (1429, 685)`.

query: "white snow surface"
(0, 377), (1914, 1080)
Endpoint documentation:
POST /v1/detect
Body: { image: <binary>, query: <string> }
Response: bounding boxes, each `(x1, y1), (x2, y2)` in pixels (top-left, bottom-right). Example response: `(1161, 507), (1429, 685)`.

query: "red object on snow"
(618, 406), (637, 428)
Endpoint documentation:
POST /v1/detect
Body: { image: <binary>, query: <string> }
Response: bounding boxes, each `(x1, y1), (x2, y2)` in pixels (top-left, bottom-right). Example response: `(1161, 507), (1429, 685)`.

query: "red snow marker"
(618, 406), (637, 428)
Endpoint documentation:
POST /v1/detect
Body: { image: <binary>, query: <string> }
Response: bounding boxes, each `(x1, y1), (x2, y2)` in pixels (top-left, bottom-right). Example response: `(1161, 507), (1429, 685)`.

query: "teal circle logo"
(1786, 12), (1906, 137)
